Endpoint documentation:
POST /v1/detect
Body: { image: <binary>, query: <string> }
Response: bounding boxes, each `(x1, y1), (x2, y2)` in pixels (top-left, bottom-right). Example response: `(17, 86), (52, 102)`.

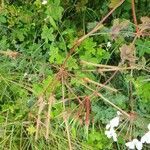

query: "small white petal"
(146, 138), (150, 143)
(117, 111), (122, 116)
(141, 135), (147, 143)
(28, 77), (31, 81)
(42, 0), (47, 5)
(105, 127), (118, 142)
(135, 141), (143, 150)
(141, 131), (150, 144)
(24, 72), (28, 77)
(106, 124), (111, 129)
(107, 42), (111, 48)
(125, 141), (135, 149)
(105, 130), (111, 138)
(145, 132), (150, 143)
(133, 139), (139, 144)
(112, 132), (117, 142)
(110, 116), (120, 128)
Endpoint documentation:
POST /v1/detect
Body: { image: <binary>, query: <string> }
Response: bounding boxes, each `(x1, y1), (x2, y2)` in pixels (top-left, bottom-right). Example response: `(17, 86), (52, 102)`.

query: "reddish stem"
(131, 0), (139, 33)
(84, 96), (91, 126)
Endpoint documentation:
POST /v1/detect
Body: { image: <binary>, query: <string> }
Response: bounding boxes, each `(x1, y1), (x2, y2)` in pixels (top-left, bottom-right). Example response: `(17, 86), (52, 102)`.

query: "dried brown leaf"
(0, 50), (20, 59)
(120, 44), (137, 65)
(138, 16), (150, 32)
(111, 19), (129, 40)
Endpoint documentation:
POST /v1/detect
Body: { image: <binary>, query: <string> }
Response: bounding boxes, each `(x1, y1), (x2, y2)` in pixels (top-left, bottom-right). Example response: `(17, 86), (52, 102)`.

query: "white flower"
(126, 139), (143, 150)
(141, 123), (150, 144)
(126, 141), (135, 149)
(105, 112), (121, 142)
(24, 72), (28, 77)
(105, 127), (117, 142)
(141, 131), (150, 144)
(105, 130), (112, 139)
(109, 116), (120, 128)
(42, 0), (47, 5)
(28, 77), (32, 81)
(106, 124), (111, 130)
(106, 112), (121, 129)
(117, 111), (122, 116)
(134, 139), (143, 150)
(107, 41), (111, 48)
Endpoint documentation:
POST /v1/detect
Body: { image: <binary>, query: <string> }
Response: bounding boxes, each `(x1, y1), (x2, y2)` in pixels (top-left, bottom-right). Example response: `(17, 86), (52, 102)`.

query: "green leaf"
(81, 53), (98, 63)
(46, 0), (64, 21)
(80, 38), (96, 55)
(0, 16), (7, 23)
(66, 57), (79, 70)
(135, 77), (150, 102)
(49, 16), (58, 30)
(41, 25), (55, 43)
(109, 0), (120, 8)
(49, 45), (64, 64)
(27, 125), (36, 135)
(0, 36), (10, 50)
(136, 39), (150, 56)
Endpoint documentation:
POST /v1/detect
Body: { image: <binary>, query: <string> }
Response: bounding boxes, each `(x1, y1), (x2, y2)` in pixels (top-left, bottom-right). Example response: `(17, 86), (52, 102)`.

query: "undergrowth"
(0, 0), (150, 149)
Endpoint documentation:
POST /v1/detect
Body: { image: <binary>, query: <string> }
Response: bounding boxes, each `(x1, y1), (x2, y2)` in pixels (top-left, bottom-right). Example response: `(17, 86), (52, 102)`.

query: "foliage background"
(0, 0), (150, 149)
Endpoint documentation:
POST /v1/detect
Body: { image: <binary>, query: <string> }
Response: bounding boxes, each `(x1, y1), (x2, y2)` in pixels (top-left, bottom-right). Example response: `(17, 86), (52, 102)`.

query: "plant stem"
(35, 96), (45, 140)
(45, 95), (54, 140)
(131, 0), (139, 33)
(63, 112), (72, 150)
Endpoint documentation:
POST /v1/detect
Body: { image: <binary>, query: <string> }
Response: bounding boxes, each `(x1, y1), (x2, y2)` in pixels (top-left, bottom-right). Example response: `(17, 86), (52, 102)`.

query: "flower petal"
(42, 0), (47, 5)
(125, 141), (135, 149)
(141, 131), (150, 144)
(117, 111), (122, 116)
(135, 141), (143, 150)
(110, 116), (120, 128)
(105, 130), (111, 138)
(106, 124), (111, 130)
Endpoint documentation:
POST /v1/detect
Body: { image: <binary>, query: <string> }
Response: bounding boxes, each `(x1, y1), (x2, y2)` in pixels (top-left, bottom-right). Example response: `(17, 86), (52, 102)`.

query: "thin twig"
(63, 112), (72, 150)
(62, 76), (66, 109)
(45, 95), (54, 140)
(83, 77), (118, 92)
(131, 0), (139, 33)
(65, 82), (83, 104)
(35, 96), (45, 141)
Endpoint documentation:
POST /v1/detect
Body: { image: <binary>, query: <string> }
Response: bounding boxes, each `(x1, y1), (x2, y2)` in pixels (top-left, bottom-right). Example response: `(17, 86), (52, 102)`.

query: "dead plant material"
(63, 112), (72, 150)
(110, 19), (129, 40)
(139, 16), (150, 31)
(45, 94), (55, 140)
(84, 96), (91, 127)
(138, 16), (150, 37)
(81, 60), (136, 72)
(35, 96), (46, 141)
(81, 60), (119, 68)
(97, 66), (136, 72)
(131, 0), (139, 33)
(120, 44), (137, 66)
(0, 50), (20, 59)
(83, 77), (117, 92)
